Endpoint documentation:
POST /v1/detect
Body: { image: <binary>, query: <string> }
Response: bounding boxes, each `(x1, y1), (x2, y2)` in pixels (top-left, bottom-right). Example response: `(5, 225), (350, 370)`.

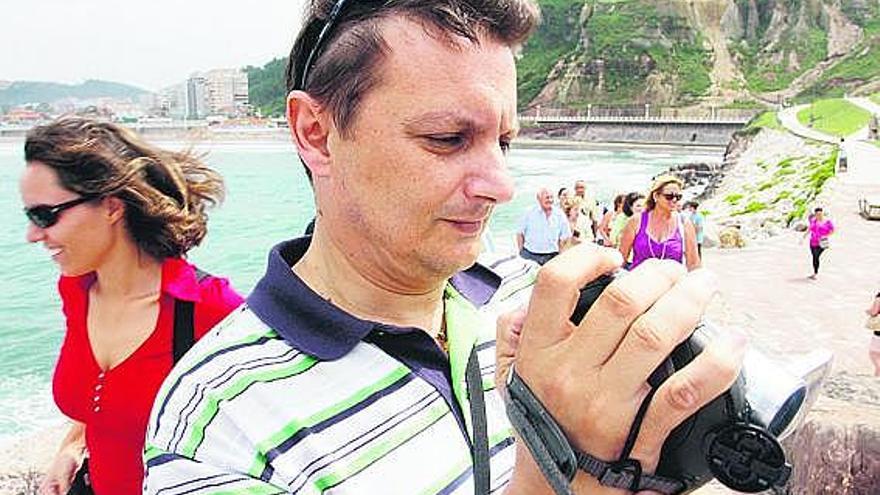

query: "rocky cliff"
(519, 0), (880, 109)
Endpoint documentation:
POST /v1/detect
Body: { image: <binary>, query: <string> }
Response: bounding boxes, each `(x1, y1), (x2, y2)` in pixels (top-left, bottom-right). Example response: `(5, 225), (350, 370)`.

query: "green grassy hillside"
(800, 2), (880, 98)
(796, 99), (872, 137)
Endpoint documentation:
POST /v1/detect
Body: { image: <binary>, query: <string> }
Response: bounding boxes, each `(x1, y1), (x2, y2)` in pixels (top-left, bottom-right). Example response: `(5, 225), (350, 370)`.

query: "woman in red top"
(19, 118), (244, 495)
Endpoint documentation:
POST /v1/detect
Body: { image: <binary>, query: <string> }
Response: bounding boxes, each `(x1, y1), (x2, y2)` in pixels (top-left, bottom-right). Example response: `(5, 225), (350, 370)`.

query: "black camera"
(506, 273), (831, 494)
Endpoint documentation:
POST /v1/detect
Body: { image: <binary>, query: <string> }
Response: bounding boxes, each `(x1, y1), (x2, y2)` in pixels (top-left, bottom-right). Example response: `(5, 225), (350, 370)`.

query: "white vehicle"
(859, 196), (880, 220)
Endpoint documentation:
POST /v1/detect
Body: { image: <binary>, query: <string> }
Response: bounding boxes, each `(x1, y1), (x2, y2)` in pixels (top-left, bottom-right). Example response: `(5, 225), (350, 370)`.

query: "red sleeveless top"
(53, 258), (243, 494)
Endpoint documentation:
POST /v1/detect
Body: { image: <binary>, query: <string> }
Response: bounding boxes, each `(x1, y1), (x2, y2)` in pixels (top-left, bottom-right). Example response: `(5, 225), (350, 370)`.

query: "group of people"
(22, 1), (749, 494)
(517, 176), (704, 272)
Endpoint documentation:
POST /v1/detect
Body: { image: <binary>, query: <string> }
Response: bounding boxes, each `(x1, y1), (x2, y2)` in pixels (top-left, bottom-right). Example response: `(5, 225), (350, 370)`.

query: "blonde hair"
(646, 175), (684, 211)
(25, 117), (225, 260)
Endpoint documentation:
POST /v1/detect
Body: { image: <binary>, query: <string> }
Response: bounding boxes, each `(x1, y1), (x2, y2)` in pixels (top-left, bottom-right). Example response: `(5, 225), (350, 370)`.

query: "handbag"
(818, 237), (830, 249)
(866, 314), (880, 331)
(66, 458), (93, 495)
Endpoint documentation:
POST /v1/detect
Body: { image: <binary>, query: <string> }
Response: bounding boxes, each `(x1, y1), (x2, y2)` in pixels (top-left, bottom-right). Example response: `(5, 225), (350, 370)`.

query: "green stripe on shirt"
(312, 400), (451, 492)
(247, 365), (412, 477)
(181, 354), (319, 457)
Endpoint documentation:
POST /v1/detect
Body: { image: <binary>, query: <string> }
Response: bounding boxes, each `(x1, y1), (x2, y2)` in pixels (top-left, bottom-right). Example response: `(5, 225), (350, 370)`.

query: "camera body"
(570, 274), (814, 493)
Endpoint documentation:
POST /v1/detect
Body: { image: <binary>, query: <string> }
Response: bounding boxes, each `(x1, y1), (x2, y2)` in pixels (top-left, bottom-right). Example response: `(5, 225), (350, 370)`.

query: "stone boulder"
(718, 226), (746, 248)
(780, 393), (880, 494)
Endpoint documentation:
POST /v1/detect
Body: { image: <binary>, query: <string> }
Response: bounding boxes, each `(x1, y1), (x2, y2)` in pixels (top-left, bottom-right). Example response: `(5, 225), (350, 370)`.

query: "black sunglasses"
(24, 195), (99, 228)
(661, 192), (683, 201)
(298, 0), (355, 89)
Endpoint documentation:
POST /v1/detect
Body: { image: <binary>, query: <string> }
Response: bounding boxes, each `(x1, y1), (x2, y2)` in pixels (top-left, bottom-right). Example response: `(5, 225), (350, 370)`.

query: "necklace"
(436, 322), (449, 353)
(435, 295), (450, 353)
(646, 213), (675, 260)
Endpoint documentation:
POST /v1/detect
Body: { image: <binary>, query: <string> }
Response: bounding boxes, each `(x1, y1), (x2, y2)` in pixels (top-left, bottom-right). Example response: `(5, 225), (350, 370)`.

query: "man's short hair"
(286, 0), (540, 138)
(685, 201), (699, 209)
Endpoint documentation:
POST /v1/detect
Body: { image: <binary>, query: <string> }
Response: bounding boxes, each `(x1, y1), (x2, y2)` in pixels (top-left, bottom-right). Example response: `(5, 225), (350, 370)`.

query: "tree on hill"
(246, 58), (287, 117)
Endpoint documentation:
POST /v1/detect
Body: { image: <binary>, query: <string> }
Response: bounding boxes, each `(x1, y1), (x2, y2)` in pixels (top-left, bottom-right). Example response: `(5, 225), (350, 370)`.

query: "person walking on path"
(684, 201), (705, 259)
(19, 118), (243, 495)
(619, 176), (701, 271)
(837, 138), (848, 173)
(806, 207), (835, 280)
(516, 187), (571, 265)
(865, 291), (880, 376)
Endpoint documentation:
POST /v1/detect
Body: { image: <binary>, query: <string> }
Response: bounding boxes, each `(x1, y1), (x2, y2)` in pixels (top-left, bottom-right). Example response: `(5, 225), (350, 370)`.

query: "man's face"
(317, 18), (517, 285)
(538, 189), (553, 211)
(574, 181), (586, 198)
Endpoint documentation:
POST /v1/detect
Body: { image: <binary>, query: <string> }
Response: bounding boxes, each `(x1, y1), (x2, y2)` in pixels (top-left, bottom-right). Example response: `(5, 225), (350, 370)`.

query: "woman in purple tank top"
(619, 176), (701, 271)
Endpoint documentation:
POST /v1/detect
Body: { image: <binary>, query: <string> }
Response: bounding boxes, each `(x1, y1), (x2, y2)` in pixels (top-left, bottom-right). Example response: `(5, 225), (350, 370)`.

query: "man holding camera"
(143, 1), (744, 493)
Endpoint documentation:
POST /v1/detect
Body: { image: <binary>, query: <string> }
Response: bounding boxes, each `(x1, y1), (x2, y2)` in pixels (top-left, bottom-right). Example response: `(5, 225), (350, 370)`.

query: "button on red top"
(52, 258), (243, 494)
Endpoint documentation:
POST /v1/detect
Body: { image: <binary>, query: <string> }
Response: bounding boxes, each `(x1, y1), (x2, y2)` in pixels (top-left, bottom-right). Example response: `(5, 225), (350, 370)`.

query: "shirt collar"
(246, 237), (501, 361)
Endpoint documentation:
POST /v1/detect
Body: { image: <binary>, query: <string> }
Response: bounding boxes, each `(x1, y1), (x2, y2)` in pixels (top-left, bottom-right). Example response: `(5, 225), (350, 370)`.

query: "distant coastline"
(1, 126), (730, 152)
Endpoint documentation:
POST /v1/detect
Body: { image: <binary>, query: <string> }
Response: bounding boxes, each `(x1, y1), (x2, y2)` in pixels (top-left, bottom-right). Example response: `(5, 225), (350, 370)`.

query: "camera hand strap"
(505, 365), (684, 494)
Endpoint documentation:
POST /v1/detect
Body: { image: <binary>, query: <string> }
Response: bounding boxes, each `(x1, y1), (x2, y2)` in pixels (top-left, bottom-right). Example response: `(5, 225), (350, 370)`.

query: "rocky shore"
(657, 127), (836, 248)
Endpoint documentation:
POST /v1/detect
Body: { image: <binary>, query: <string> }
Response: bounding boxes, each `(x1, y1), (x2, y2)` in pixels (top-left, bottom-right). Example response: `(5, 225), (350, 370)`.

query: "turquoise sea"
(0, 139), (722, 445)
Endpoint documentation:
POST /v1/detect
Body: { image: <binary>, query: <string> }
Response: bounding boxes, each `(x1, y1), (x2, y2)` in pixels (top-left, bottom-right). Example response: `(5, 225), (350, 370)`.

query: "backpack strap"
(172, 268), (212, 364)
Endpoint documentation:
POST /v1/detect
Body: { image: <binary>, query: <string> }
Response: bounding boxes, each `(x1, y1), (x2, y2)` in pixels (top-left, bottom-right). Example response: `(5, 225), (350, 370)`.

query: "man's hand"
(502, 243), (746, 494)
(496, 306), (525, 398)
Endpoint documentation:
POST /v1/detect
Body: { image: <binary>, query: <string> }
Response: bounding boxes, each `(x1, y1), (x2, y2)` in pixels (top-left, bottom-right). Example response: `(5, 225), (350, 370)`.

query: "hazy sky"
(2, 0), (306, 91)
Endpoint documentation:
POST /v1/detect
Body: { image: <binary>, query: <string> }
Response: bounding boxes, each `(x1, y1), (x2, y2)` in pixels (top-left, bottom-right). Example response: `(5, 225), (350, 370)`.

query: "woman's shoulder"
(163, 258), (243, 309)
(198, 272), (245, 311)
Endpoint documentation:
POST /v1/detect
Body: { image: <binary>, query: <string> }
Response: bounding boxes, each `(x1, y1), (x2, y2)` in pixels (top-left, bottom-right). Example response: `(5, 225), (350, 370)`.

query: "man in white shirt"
(516, 188), (571, 265)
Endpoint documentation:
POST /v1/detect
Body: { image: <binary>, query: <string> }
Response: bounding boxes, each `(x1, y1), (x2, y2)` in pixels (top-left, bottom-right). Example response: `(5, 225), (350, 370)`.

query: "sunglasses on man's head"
(24, 195), (98, 228)
(662, 192), (683, 201)
(297, 0), (354, 89)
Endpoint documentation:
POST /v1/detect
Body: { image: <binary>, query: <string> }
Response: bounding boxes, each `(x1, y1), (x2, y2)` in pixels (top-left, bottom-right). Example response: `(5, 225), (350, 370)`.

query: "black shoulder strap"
(172, 268), (211, 364)
(466, 347), (490, 494)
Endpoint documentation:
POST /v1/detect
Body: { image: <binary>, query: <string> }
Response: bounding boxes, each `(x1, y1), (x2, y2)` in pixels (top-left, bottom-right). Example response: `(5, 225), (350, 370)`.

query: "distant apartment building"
(186, 74), (210, 119)
(153, 68), (250, 120)
(181, 69), (250, 119)
(155, 83), (188, 119)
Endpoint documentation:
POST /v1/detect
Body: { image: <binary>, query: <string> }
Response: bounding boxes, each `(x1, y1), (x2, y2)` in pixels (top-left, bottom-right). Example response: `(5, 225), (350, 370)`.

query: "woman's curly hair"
(24, 117), (225, 260)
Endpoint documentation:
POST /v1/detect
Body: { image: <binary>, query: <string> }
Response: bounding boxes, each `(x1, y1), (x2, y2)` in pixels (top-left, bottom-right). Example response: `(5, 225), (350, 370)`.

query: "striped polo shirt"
(144, 237), (538, 494)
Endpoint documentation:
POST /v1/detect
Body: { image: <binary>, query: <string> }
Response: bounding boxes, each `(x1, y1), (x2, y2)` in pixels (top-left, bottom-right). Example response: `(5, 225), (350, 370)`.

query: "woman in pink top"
(807, 207), (835, 279)
(866, 291), (880, 376)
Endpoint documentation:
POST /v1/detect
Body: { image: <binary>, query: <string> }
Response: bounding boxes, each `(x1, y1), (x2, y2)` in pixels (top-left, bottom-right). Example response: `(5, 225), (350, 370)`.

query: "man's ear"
(287, 90), (332, 178)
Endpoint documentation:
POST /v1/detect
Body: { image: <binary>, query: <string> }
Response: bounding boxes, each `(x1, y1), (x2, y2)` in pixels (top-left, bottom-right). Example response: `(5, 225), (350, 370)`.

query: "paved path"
(704, 176), (880, 374)
(777, 104), (838, 143)
(693, 105), (880, 495)
(706, 103), (880, 375)
(847, 95), (880, 116)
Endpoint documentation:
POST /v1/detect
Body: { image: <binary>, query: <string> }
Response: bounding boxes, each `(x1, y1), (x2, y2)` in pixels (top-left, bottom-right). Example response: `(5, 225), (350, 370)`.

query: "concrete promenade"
(706, 98), (880, 375)
(693, 101), (880, 495)
(703, 171), (880, 375)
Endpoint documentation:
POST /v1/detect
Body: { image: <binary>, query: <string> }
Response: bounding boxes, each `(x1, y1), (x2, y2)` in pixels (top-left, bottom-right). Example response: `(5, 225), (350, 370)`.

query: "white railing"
(520, 106), (760, 125)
